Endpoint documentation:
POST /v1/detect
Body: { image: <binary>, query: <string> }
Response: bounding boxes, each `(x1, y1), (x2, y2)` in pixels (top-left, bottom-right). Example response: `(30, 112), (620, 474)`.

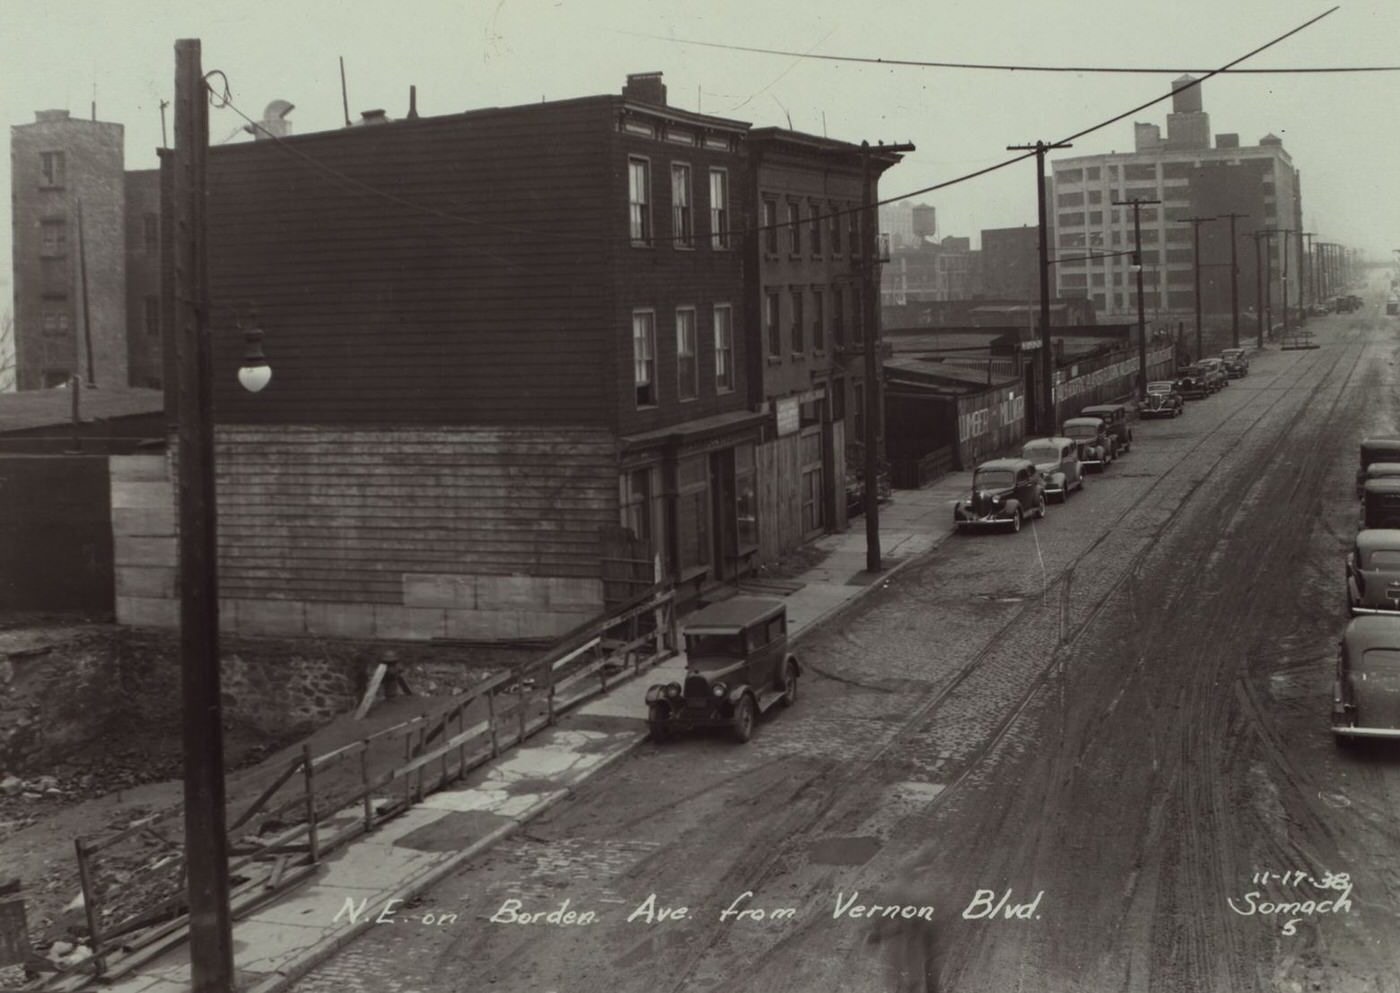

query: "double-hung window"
(709, 169), (730, 249)
(676, 308), (698, 400)
(633, 311), (656, 406)
(762, 199), (778, 255)
(811, 288), (825, 352)
(629, 158), (652, 246)
(765, 292), (781, 358)
(39, 151), (65, 188)
(790, 288), (805, 353)
(810, 202), (823, 255)
(671, 163), (692, 247)
(714, 305), (734, 393)
(787, 201), (801, 255)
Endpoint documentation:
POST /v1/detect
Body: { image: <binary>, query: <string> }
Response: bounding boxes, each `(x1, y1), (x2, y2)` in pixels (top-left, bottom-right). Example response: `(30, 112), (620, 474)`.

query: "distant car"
(1176, 364), (1211, 399)
(1062, 416), (1114, 470)
(1335, 295), (1358, 314)
(1219, 348), (1250, 378)
(1356, 438), (1400, 498)
(1346, 529), (1400, 616)
(1021, 437), (1085, 503)
(645, 596), (799, 743)
(1142, 381), (1184, 418)
(1332, 615), (1400, 744)
(1080, 403), (1133, 455)
(954, 458), (1046, 533)
(1198, 358), (1229, 390)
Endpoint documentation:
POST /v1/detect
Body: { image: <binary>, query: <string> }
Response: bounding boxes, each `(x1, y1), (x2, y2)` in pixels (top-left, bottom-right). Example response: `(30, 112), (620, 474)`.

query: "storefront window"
(677, 455), (711, 575)
(735, 444), (757, 549)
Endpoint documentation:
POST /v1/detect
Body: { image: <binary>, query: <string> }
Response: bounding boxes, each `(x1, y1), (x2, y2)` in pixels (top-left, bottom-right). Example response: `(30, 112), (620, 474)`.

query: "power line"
(202, 7), (1338, 255)
(623, 22), (1395, 75)
(874, 6), (1339, 214)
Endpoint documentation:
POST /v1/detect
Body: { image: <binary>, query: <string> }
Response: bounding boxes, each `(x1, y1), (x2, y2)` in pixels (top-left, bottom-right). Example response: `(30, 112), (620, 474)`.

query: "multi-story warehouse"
(1050, 76), (1302, 335)
(10, 110), (132, 390)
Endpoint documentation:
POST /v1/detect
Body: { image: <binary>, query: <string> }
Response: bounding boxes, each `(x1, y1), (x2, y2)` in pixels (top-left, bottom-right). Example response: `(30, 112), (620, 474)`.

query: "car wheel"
(1010, 512), (1022, 534)
(780, 659), (799, 707)
(1035, 495), (1047, 519)
(731, 693), (757, 743)
(647, 704), (672, 743)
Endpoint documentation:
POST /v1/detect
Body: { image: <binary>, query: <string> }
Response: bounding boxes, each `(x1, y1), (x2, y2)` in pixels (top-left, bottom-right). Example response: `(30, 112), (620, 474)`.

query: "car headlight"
(712, 682), (726, 697)
(665, 683), (681, 699)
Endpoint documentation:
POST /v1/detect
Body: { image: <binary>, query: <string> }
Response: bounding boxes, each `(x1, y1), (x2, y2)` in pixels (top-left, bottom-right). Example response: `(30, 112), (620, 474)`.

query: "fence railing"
(55, 585), (677, 986)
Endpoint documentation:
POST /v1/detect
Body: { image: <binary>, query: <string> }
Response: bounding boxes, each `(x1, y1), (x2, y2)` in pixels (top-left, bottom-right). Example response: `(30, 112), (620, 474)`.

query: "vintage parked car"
(953, 458), (1046, 533)
(1080, 403), (1133, 454)
(1062, 416), (1114, 469)
(1198, 357), (1229, 390)
(645, 596), (799, 743)
(1142, 381), (1185, 418)
(1356, 438), (1400, 498)
(1362, 478), (1400, 530)
(1331, 615), (1400, 744)
(1219, 348), (1250, 378)
(1176, 364), (1211, 399)
(1021, 436), (1085, 503)
(1346, 529), (1400, 616)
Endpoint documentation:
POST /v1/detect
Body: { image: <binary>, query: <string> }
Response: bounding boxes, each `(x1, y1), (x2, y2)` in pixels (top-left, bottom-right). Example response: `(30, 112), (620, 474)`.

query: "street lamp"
(237, 325), (272, 393)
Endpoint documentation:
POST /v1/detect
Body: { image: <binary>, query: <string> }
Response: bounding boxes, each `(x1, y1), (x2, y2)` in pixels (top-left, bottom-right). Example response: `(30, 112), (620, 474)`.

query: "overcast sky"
(4, 0), (1398, 309)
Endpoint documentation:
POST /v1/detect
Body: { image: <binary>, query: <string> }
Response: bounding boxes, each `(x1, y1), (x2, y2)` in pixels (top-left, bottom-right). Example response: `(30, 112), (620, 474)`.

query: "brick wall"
(111, 424), (618, 640)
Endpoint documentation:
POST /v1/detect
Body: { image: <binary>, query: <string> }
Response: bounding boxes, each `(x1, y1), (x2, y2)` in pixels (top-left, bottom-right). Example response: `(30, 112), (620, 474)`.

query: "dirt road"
(289, 297), (1400, 992)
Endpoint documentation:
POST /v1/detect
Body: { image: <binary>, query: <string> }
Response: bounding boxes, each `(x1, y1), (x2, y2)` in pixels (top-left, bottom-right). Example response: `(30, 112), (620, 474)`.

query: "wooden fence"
(44, 586), (677, 987)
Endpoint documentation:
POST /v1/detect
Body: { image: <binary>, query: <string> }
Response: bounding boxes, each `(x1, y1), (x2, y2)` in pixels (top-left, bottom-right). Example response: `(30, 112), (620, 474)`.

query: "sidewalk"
(65, 476), (973, 993)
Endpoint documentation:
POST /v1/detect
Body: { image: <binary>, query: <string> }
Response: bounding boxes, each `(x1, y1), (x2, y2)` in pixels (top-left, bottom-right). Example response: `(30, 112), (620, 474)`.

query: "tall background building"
(10, 110), (133, 390)
(1050, 75), (1301, 341)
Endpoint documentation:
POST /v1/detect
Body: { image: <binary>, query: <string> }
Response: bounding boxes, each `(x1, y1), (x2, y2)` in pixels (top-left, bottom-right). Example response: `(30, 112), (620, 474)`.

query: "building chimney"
(355, 109), (391, 126)
(1215, 133), (1239, 149)
(35, 109), (71, 123)
(407, 85), (419, 120)
(623, 72), (667, 106)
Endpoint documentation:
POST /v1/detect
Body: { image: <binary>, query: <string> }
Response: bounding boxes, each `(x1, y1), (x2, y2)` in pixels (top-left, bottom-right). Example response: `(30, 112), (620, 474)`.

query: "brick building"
(10, 110), (133, 390)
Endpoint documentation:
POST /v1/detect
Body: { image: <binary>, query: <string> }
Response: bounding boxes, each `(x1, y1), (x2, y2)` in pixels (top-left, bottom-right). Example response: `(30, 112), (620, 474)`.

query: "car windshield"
(1222, 350), (1243, 359)
(973, 469), (1015, 489)
(1022, 443), (1060, 462)
(686, 633), (744, 657)
(1147, 382), (1173, 393)
(1184, 366), (1204, 376)
(1064, 424), (1097, 439)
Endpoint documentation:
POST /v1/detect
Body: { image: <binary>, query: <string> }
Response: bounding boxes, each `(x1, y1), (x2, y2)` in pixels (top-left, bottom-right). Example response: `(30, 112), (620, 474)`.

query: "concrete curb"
(242, 511), (953, 993)
(243, 727), (647, 993)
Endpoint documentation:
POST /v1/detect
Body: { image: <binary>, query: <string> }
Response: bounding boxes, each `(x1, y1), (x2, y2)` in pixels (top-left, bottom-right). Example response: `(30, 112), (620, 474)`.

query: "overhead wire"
(202, 6), (1340, 253)
(619, 23), (1396, 75)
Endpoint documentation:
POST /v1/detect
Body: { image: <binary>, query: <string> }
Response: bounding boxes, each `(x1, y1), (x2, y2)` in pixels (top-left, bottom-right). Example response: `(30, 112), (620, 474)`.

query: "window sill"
(790, 353), (807, 362)
(674, 243), (696, 252)
(716, 386), (735, 395)
(630, 242), (654, 250)
(766, 356), (784, 366)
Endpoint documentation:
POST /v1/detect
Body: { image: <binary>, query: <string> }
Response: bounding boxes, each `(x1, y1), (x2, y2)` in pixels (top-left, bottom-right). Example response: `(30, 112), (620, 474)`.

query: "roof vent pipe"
(407, 85), (419, 120)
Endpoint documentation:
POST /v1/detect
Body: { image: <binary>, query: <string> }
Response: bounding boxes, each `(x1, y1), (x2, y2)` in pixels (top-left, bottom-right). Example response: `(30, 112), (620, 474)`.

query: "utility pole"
(1220, 212), (1248, 348)
(1302, 231), (1316, 312)
(1113, 195), (1159, 401)
(1178, 216), (1216, 362)
(1008, 139), (1072, 434)
(1278, 228), (1295, 338)
(173, 38), (234, 993)
(1251, 229), (1276, 348)
(860, 139), (914, 574)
